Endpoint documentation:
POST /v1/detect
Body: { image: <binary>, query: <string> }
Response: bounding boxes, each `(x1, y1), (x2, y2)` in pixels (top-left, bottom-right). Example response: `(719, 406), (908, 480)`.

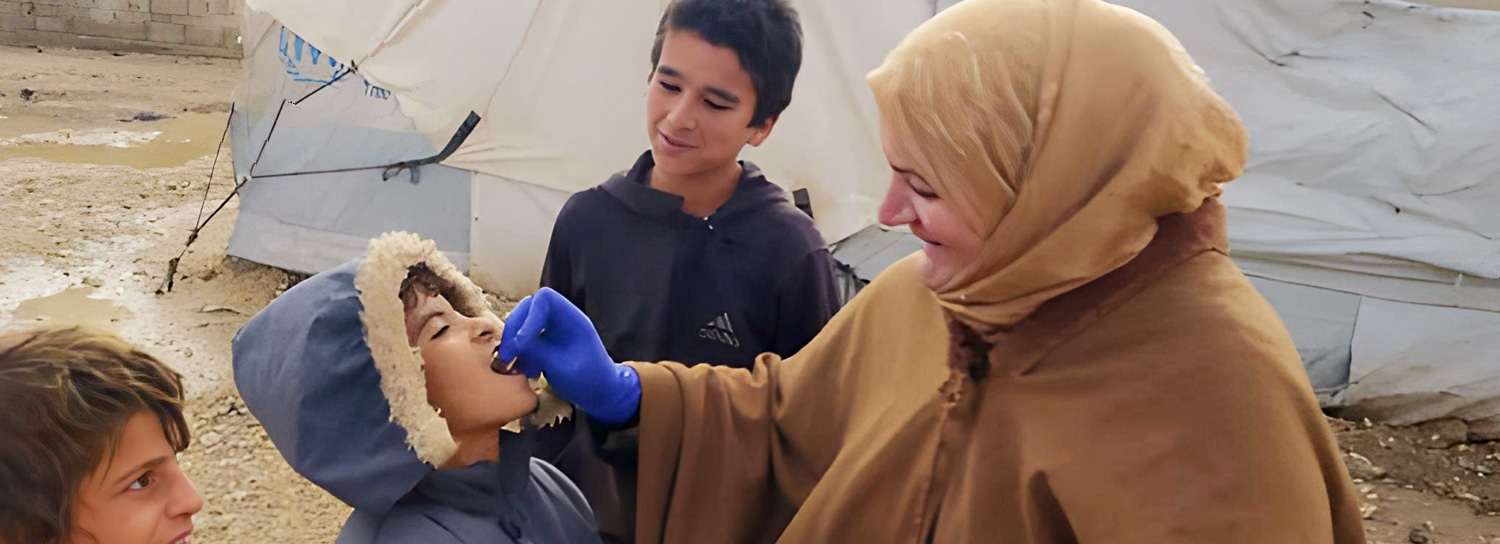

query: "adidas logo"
(698, 313), (741, 348)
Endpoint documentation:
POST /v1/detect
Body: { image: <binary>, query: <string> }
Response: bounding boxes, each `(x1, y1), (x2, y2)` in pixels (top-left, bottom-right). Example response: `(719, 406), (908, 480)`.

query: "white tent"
(230, 0), (927, 294)
(228, 0), (1500, 435)
(228, 11), (477, 272)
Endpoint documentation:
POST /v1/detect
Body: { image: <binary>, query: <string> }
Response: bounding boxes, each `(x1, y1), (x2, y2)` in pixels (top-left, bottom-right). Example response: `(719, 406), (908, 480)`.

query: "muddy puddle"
(0, 112), (227, 168)
(0, 240), (151, 334)
(9, 287), (133, 331)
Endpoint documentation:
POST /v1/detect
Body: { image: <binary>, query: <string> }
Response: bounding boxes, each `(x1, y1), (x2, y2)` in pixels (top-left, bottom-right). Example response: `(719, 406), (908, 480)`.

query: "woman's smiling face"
(876, 122), (987, 290)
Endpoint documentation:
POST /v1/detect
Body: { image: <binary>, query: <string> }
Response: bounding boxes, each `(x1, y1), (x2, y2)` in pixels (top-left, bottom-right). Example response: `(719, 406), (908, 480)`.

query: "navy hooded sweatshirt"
(233, 258), (602, 544)
(541, 151), (839, 369)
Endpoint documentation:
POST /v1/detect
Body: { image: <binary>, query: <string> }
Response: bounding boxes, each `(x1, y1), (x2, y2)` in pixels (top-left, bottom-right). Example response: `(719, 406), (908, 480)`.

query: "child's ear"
(747, 116), (779, 147)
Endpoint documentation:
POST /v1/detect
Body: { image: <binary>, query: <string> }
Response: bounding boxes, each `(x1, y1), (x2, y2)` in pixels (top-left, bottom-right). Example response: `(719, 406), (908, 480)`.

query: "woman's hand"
(498, 288), (640, 425)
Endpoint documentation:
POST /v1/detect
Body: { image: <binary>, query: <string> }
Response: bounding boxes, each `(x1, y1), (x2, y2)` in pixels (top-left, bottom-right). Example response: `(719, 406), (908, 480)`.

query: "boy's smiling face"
(647, 30), (776, 179)
(70, 411), (201, 544)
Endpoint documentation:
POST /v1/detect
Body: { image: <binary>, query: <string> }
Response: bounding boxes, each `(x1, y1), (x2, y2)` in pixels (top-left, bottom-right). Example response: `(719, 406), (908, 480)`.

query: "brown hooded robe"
(619, 0), (1368, 542)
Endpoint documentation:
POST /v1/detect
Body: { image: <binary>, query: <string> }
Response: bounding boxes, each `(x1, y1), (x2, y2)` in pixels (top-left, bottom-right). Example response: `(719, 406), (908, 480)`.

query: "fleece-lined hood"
(233, 232), (569, 514)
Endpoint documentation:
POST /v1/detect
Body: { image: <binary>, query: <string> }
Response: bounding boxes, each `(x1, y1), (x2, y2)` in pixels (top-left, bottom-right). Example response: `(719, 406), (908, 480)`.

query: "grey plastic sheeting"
(832, 226), (923, 282)
(829, 225), (923, 304)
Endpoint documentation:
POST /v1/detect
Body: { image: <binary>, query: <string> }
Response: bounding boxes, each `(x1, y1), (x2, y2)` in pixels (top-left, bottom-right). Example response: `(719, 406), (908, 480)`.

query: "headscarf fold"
(867, 0), (1247, 336)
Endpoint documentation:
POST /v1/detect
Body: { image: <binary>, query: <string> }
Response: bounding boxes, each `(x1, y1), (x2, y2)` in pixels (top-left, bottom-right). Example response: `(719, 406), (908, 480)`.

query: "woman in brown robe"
(499, 0), (1369, 542)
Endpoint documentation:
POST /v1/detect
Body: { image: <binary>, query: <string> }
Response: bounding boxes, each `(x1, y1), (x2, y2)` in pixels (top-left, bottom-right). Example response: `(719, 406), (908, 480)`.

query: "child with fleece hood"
(232, 232), (597, 544)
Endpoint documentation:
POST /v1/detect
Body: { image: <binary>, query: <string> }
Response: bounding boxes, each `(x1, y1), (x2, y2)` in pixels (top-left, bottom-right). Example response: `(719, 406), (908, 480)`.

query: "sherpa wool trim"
(517, 363), (574, 433)
(355, 232), (467, 466)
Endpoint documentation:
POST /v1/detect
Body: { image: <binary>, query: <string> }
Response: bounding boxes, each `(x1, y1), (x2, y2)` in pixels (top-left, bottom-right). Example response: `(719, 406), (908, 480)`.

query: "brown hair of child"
(399, 263), (459, 312)
(0, 326), (191, 544)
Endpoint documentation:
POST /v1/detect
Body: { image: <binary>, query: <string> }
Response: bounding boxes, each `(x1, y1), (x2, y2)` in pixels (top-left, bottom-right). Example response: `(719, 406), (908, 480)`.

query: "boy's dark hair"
(0, 326), (190, 544)
(399, 263), (458, 312)
(651, 0), (803, 128)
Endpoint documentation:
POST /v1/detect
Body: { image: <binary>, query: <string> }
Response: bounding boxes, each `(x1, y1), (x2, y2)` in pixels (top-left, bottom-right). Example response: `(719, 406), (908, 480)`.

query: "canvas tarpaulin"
(1114, 0), (1500, 299)
(1107, 0), (1500, 430)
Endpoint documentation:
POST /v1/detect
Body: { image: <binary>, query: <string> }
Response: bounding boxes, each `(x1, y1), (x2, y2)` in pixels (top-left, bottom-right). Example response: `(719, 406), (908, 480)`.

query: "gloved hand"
(498, 288), (640, 425)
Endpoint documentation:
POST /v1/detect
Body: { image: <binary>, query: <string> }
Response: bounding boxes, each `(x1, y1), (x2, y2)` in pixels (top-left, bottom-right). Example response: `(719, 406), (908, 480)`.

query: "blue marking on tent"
(277, 27), (391, 100)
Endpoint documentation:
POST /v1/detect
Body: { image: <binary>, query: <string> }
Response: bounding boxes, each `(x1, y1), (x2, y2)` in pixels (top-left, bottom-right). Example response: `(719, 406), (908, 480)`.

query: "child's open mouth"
(490, 349), (521, 375)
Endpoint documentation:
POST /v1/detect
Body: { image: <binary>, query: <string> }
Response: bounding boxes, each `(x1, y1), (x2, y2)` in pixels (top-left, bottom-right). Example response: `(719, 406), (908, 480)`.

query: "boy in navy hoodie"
(540, 0), (838, 372)
(537, 2), (838, 541)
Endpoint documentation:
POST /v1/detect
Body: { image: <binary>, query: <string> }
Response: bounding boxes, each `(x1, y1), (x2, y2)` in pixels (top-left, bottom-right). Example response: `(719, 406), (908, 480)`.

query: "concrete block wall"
(0, 0), (242, 58)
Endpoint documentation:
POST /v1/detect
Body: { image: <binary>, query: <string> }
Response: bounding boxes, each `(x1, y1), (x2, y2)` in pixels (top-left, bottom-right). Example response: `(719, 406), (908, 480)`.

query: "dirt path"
(4, 44), (1500, 544)
(1335, 417), (1500, 543)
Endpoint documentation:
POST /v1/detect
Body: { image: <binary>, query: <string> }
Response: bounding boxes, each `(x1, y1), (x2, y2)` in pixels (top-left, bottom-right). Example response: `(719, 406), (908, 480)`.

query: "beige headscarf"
(867, 0), (1247, 336)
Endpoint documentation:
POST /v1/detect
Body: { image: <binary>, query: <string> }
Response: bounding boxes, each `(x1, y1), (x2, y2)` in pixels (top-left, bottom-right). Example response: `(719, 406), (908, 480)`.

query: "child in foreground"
(0, 326), (202, 544)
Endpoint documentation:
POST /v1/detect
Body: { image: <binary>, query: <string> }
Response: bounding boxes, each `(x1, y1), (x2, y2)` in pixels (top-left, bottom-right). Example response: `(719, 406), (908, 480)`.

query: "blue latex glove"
(498, 288), (640, 425)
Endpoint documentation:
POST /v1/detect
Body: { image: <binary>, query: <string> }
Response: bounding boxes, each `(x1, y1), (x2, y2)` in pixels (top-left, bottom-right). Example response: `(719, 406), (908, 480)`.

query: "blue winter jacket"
(233, 257), (602, 544)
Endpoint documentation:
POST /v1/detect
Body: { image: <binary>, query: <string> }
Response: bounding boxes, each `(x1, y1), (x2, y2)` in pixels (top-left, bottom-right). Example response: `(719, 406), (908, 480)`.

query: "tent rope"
(291, 61), (358, 106)
(156, 106), (483, 293)
(248, 111), (482, 182)
(157, 100), (284, 294)
(190, 102), (235, 236)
